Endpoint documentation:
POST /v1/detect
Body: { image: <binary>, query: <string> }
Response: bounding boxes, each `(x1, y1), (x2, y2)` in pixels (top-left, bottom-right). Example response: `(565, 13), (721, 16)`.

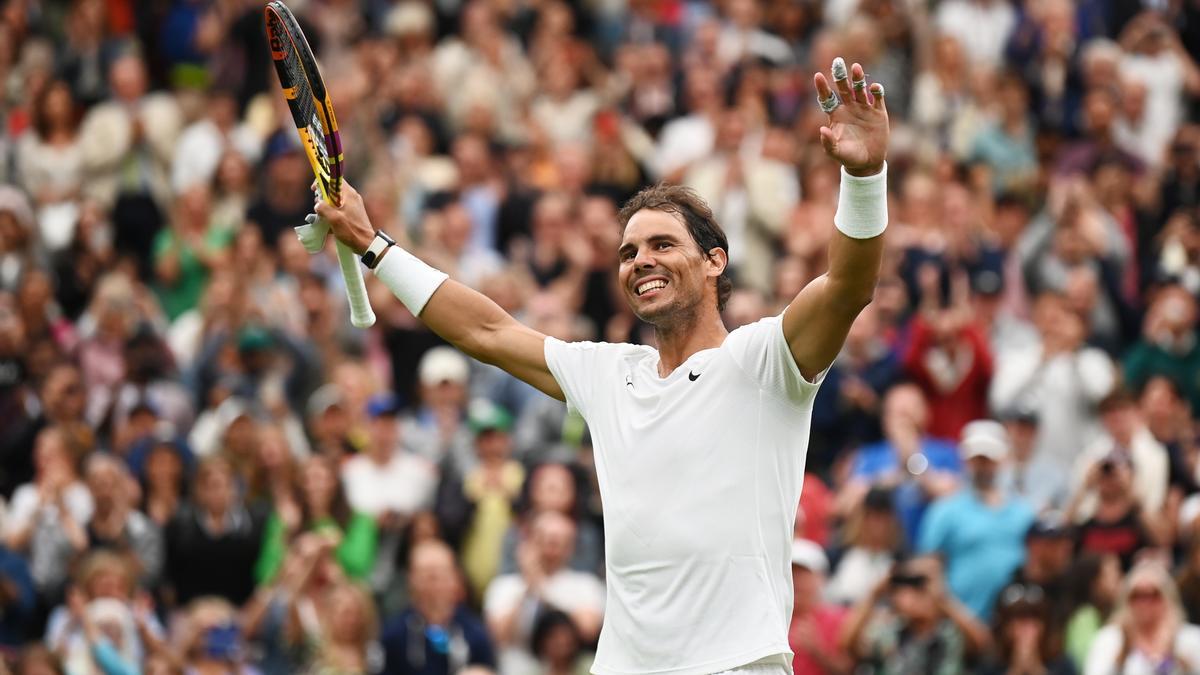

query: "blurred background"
(0, 0), (1199, 672)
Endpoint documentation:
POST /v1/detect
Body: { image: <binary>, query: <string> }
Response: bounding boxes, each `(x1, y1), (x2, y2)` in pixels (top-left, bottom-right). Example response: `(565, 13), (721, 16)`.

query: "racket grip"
(335, 240), (376, 328)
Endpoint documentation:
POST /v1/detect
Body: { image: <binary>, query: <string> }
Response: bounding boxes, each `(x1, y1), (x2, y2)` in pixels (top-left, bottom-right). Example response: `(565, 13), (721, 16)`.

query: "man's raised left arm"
(784, 57), (890, 381)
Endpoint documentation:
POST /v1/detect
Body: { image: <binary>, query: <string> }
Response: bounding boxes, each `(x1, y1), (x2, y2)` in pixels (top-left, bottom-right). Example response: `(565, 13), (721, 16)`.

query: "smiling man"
(314, 57), (889, 675)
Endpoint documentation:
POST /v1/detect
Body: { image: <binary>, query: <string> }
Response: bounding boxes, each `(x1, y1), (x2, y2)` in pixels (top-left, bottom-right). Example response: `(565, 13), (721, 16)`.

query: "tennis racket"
(264, 0), (375, 328)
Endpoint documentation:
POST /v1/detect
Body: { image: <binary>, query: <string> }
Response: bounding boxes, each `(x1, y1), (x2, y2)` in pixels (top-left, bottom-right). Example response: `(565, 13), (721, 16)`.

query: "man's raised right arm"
(314, 183), (564, 401)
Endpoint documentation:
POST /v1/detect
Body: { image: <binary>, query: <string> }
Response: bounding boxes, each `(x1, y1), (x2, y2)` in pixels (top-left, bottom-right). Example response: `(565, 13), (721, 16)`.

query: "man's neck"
(653, 310), (727, 376)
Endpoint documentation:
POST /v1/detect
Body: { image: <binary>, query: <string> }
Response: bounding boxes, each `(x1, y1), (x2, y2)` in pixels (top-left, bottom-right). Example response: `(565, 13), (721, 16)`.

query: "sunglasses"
(1001, 584), (1045, 609)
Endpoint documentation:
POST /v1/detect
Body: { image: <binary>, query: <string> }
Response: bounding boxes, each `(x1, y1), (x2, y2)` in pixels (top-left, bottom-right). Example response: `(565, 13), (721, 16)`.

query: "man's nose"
(632, 247), (656, 268)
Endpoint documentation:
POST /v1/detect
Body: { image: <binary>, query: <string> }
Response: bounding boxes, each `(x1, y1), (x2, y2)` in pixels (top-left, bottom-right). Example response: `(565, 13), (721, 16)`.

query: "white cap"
(960, 419), (1009, 461)
(418, 346), (470, 387)
(385, 2), (433, 37)
(790, 539), (828, 574)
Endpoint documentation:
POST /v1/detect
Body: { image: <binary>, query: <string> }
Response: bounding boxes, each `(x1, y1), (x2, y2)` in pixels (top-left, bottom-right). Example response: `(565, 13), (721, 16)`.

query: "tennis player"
(315, 58), (888, 675)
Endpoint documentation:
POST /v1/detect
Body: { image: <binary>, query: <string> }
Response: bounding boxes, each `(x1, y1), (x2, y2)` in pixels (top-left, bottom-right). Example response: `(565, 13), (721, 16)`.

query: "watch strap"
(361, 231), (396, 269)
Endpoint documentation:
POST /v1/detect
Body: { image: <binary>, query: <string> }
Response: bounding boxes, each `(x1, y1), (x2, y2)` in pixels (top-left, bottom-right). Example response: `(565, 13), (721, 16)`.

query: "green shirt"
(255, 511), (379, 584)
(1124, 339), (1200, 413)
(1065, 604), (1103, 671)
(152, 225), (234, 320)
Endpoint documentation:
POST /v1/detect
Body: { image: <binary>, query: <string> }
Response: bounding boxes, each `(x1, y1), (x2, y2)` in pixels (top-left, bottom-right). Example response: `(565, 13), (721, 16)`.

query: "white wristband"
(371, 246), (449, 316)
(834, 162), (888, 239)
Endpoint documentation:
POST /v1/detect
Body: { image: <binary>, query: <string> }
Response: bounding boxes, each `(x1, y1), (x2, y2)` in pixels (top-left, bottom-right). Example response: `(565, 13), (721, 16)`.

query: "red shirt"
(902, 315), (993, 441)
(789, 605), (849, 675)
(797, 474), (833, 546)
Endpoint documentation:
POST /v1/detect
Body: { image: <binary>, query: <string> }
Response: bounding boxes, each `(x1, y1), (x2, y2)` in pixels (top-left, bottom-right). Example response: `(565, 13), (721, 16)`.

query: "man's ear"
(706, 247), (728, 279)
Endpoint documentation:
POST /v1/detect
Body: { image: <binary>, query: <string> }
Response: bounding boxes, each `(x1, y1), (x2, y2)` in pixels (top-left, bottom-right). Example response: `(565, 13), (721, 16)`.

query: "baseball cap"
(367, 392), (403, 418)
(467, 398), (512, 434)
(998, 403), (1039, 426)
(960, 419), (1009, 461)
(1027, 513), (1071, 540)
(418, 347), (469, 387)
(236, 325), (274, 353)
(306, 384), (344, 417)
(790, 539), (828, 574)
(385, 2), (433, 37)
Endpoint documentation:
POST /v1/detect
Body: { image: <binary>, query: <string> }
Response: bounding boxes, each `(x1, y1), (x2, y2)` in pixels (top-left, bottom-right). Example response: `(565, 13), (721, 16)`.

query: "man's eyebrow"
(618, 233), (683, 257)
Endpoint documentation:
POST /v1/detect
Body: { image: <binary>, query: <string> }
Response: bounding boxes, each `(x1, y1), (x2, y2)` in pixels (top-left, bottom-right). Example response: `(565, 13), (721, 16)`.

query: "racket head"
(264, 0), (344, 206)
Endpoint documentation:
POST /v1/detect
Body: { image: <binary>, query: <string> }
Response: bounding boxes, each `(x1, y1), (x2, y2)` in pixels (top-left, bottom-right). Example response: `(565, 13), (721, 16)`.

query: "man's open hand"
(813, 57), (889, 176)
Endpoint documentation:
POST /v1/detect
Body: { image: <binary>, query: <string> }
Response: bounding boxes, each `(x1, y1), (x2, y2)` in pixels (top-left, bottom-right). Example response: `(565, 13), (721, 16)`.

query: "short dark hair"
(617, 184), (733, 311)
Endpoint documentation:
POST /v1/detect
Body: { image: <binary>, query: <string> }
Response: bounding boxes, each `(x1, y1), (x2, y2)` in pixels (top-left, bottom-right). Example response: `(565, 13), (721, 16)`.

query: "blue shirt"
(381, 606), (496, 675)
(852, 438), (963, 547)
(918, 489), (1035, 619)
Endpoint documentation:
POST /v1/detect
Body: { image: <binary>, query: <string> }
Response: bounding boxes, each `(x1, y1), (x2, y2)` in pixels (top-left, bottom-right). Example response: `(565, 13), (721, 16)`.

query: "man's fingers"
(813, 72), (834, 101)
(850, 63), (868, 105)
(870, 82), (887, 112)
(831, 57), (853, 102)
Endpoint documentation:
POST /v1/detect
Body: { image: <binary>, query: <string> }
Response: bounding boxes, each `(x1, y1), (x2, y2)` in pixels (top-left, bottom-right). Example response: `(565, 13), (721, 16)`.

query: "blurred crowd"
(0, 0), (1199, 672)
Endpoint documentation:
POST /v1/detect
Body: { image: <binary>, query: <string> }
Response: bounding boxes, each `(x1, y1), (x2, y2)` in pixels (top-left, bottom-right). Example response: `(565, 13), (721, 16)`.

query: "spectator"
(1004, 516), (1075, 623)
(304, 582), (379, 674)
(839, 383), (962, 548)
(459, 400), (523, 599)
(683, 108), (798, 294)
(169, 88), (260, 195)
(498, 464), (603, 578)
(484, 511), (603, 675)
(164, 457), (264, 607)
(403, 347), (474, 473)
(46, 551), (165, 675)
(1068, 449), (1162, 570)
(83, 454), (162, 588)
(256, 455), (378, 584)
(1176, 541), (1200, 626)
(380, 540), (496, 675)
(129, 434), (190, 528)
(77, 52), (181, 269)
(530, 610), (590, 675)
(1071, 390), (1170, 524)
(15, 80), (84, 253)
(1063, 554), (1123, 672)
(342, 392), (438, 599)
(1084, 561), (1200, 675)
(0, 543), (36, 647)
(826, 487), (903, 607)
(980, 583), (1076, 675)
(902, 272), (994, 441)
(919, 419), (1036, 619)
(996, 406), (1066, 513)
(6, 426), (93, 600)
(990, 291), (1116, 474)
(175, 596), (261, 675)
(840, 556), (992, 673)
(787, 539), (850, 675)
(151, 184), (232, 322)
(1124, 287), (1200, 414)
(809, 303), (901, 471)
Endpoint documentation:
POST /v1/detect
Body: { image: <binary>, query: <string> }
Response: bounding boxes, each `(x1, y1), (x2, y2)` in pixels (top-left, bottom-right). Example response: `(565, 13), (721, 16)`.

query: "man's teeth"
(637, 280), (667, 296)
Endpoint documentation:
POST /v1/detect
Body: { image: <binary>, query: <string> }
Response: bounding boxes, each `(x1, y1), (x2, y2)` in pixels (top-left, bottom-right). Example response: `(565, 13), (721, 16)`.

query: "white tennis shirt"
(543, 315), (822, 675)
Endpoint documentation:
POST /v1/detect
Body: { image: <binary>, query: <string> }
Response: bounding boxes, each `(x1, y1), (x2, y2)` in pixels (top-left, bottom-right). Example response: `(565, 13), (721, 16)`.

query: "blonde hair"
(1112, 560), (1192, 670)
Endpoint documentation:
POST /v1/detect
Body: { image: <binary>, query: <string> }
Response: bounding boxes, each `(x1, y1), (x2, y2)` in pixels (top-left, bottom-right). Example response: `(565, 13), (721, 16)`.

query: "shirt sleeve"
(543, 338), (622, 419)
(723, 314), (825, 407)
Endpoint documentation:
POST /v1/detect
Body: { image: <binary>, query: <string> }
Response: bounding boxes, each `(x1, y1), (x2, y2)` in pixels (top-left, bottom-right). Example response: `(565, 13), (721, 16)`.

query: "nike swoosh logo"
(688, 371), (701, 381)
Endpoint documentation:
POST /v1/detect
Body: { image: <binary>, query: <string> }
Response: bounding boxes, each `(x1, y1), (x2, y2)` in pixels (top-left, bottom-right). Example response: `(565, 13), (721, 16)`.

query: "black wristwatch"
(361, 230), (396, 269)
